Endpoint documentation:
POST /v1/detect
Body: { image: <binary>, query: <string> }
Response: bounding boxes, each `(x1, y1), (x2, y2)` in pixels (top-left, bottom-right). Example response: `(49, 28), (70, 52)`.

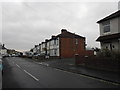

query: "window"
(75, 39), (78, 45)
(54, 40), (56, 45)
(50, 41), (52, 46)
(102, 21), (110, 33)
(54, 49), (57, 55)
(112, 45), (115, 48)
(56, 39), (59, 45)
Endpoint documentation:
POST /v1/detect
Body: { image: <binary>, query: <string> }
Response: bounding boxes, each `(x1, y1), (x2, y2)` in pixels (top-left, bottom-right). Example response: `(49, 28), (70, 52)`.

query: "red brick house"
(44, 29), (93, 58)
(58, 29), (86, 58)
(33, 29), (93, 58)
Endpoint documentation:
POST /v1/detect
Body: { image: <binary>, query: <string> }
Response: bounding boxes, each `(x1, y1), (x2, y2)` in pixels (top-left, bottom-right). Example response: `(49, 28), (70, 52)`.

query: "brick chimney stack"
(45, 39), (49, 42)
(51, 35), (56, 39)
(61, 29), (67, 33)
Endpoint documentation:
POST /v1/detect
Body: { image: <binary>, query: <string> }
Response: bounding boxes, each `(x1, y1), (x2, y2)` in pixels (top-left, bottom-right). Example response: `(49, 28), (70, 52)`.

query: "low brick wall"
(84, 50), (94, 56)
(75, 56), (120, 72)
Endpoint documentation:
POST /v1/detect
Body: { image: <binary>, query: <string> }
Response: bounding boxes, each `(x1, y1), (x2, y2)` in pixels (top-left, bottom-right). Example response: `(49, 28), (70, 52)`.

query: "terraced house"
(96, 10), (120, 52)
(32, 29), (93, 58)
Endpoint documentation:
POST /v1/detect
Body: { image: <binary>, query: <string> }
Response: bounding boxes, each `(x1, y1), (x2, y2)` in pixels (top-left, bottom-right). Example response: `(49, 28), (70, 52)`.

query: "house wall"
(33, 47), (37, 54)
(101, 40), (119, 52)
(112, 40), (119, 51)
(49, 37), (59, 56)
(46, 42), (50, 55)
(38, 45), (41, 54)
(99, 16), (120, 52)
(99, 17), (119, 36)
(36, 45), (40, 54)
(60, 37), (85, 58)
(110, 18), (119, 34)
(0, 49), (7, 56)
(41, 43), (46, 55)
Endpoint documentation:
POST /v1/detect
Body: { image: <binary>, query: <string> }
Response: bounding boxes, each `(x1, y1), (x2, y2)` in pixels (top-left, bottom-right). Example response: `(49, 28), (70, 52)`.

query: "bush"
(97, 49), (111, 57)
(97, 49), (120, 59)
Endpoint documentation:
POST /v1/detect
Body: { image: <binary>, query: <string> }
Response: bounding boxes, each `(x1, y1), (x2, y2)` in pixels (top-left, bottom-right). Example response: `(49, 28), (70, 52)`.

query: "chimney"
(61, 29), (67, 33)
(2, 44), (5, 49)
(45, 39), (49, 42)
(2, 44), (5, 47)
(35, 45), (37, 47)
(51, 35), (56, 39)
(42, 42), (44, 44)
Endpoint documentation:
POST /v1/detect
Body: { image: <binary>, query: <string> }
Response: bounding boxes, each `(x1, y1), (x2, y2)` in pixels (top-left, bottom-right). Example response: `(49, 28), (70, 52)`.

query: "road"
(2, 57), (119, 88)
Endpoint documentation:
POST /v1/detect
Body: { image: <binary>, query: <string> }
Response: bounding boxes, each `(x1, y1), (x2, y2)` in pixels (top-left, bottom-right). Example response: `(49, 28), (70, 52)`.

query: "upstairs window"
(56, 38), (59, 45)
(54, 40), (56, 45)
(75, 39), (78, 45)
(102, 21), (110, 33)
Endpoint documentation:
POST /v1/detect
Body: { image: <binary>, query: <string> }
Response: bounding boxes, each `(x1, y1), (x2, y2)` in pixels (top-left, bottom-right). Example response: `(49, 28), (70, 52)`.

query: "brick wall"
(60, 37), (85, 58)
(81, 50), (94, 56)
(75, 56), (120, 72)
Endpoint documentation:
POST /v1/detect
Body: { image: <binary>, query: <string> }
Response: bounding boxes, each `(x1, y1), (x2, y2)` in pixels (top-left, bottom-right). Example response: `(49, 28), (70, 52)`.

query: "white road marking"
(54, 68), (120, 86)
(23, 70), (39, 81)
(16, 64), (21, 68)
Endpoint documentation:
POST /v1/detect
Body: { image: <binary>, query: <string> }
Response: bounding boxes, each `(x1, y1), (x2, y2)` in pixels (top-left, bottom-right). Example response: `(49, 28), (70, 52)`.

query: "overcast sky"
(0, 0), (119, 51)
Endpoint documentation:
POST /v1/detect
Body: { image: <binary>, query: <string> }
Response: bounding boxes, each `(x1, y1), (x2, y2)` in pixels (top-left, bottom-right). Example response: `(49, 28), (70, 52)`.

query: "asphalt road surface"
(2, 57), (119, 88)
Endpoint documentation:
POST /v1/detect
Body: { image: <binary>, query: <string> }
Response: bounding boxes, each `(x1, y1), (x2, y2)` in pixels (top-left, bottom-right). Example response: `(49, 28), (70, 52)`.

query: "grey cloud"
(2, 2), (118, 51)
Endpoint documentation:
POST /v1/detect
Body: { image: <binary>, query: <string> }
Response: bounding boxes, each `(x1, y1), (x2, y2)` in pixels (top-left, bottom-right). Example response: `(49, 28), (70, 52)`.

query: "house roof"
(96, 33), (120, 41)
(57, 31), (85, 39)
(48, 30), (85, 41)
(97, 10), (120, 23)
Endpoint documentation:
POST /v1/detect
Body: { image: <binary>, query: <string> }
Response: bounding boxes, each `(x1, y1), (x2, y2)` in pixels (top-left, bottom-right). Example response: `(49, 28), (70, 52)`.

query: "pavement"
(35, 58), (120, 85)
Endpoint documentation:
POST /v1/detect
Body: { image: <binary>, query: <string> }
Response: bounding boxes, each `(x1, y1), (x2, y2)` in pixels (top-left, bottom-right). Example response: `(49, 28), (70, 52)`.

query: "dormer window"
(102, 20), (110, 33)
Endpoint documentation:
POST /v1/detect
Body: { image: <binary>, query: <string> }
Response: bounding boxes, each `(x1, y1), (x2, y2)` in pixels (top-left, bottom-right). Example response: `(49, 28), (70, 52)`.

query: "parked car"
(34, 54), (40, 57)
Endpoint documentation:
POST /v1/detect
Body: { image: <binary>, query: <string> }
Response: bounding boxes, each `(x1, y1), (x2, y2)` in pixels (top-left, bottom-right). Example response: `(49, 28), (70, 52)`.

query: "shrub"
(97, 49), (120, 60)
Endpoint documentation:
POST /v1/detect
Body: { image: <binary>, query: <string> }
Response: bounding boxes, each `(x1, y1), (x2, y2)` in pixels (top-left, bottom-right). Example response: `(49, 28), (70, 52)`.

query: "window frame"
(102, 20), (110, 33)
